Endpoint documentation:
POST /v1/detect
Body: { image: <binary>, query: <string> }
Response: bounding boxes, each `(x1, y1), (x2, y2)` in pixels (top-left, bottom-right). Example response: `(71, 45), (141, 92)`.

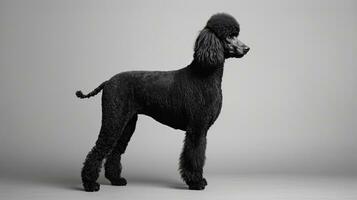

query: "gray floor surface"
(1, 172), (356, 200)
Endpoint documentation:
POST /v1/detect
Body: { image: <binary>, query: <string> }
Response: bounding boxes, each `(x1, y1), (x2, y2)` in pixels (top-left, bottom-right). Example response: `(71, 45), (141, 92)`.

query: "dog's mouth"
(236, 49), (250, 58)
(234, 54), (245, 58)
(226, 49), (249, 58)
(235, 46), (250, 57)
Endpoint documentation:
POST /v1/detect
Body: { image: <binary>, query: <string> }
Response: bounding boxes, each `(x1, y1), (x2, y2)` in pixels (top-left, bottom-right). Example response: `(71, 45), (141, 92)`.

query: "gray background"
(0, 0), (356, 197)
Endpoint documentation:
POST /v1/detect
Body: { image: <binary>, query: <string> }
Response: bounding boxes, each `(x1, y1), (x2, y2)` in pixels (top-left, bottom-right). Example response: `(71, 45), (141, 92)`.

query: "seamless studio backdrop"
(0, 0), (356, 190)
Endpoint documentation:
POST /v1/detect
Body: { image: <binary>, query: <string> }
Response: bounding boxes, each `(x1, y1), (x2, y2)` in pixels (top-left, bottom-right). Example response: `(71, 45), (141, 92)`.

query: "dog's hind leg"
(104, 114), (138, 186)
(81, 101), (131, 192)
(179, 128), (208, 190)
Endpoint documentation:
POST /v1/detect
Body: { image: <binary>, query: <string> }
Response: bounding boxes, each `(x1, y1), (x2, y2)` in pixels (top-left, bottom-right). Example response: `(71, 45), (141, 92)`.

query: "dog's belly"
(139, 107), (188, 131)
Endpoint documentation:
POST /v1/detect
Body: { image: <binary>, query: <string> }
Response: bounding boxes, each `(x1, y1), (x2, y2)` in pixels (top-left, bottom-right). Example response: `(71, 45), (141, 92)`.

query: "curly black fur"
(76, 13), (249, 192)
(206, 13), (240, 39)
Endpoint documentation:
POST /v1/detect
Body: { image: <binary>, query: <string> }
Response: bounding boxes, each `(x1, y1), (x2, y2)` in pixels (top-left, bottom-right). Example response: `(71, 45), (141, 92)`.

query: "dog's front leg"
(179, 128), (208, 190)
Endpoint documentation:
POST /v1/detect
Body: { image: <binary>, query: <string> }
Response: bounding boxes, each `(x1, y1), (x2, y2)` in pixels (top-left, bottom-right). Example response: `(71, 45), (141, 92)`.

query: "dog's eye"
(229, 33), (238, 38)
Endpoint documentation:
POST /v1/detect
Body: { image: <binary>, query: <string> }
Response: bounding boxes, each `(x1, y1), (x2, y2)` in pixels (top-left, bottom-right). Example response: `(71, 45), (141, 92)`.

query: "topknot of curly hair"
(205, 13), (240, 40)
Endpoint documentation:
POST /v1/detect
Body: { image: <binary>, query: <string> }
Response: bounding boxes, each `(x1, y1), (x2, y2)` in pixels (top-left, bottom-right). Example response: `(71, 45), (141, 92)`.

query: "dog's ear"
(193, 28), (224, 69)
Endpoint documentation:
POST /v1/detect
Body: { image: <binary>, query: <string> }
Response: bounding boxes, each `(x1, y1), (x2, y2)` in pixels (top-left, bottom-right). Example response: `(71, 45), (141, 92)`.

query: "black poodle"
(76, 13), (249, 192)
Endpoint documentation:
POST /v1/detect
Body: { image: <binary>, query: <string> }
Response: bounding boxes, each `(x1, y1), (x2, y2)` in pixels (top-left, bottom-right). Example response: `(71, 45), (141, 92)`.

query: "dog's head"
(194, 13), (250, 68)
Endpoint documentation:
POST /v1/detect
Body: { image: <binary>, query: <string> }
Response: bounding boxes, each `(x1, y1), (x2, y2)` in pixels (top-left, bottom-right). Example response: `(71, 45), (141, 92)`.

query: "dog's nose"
(243, 46), (250, 54)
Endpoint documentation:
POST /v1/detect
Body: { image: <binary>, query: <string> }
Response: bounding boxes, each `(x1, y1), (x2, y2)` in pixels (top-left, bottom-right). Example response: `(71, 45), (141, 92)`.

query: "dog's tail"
(75, 81), (107, 99)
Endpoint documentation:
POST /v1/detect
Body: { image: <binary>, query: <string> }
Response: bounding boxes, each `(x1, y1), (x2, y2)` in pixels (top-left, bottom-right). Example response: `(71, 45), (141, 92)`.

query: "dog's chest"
(204, 86), (222, 121)
(188, 79), (223, 126)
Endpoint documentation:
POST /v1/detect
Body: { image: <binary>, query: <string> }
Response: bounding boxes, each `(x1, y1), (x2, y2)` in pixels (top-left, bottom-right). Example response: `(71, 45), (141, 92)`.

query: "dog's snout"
(243, 46), (250, 53)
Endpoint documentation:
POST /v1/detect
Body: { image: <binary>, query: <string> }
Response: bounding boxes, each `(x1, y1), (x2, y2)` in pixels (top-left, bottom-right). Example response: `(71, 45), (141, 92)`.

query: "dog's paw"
(187, 179), (207, 190)
(202, 178), (207, 186)
(188, 183), (205, 190)
(83, 182), (100, 192)
(110, 177), (127, 186)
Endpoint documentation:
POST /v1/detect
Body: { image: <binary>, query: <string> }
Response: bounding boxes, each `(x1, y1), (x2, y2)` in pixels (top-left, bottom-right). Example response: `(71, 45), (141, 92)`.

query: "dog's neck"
(187, 60), (224, 84)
